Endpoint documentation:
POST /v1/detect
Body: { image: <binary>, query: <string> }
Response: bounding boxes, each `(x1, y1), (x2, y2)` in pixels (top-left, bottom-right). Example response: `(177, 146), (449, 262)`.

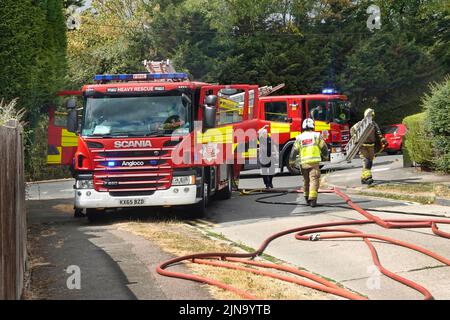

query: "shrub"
(25, 116), (72, 181)
(402, 112), (434, 168)
(0, 98), (25, 126)
(423, 77), (450, 173)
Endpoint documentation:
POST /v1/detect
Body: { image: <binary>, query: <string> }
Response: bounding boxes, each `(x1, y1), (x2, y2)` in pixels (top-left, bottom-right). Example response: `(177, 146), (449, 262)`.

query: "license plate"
(119, 198), (145, 206)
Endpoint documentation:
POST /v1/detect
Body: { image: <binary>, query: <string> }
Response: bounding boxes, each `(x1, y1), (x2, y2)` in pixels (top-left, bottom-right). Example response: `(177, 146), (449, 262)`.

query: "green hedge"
(402, 112), (434, 168)
(423, 77), (450, 173)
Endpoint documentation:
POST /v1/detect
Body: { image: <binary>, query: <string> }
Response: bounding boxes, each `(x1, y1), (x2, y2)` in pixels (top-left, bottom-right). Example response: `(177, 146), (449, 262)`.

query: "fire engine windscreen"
(81, 94), (191, 137)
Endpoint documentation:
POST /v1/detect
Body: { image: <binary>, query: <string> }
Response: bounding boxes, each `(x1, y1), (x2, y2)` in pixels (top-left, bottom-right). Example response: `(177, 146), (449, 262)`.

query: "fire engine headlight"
(76, 179), (94, 189)
(172, 175), (195, 186)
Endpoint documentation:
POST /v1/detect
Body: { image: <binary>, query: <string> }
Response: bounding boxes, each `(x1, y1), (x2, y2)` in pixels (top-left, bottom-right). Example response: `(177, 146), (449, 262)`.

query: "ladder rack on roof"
(94, 59), (187, 83)
(226, 83), (285, 104)
(143, 59), (176, 74)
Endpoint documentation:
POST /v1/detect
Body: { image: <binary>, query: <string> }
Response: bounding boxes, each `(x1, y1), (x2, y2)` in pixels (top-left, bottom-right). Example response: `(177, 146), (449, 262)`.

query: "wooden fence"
(0, 119), (26, 299)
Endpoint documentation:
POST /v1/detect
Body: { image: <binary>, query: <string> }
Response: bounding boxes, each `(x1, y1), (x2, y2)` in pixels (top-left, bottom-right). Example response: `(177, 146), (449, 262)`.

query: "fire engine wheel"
(74, 208), (85, 218)
(86, 209), (103, 222)
(187, 183), (208, 219)
(284, 152), (301, 175)
(216, 167), (233, 200)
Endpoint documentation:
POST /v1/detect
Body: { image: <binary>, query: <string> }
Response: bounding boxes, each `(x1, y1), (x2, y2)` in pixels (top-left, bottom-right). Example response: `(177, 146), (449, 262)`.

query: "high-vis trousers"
(301, 163), (321, 200)
(359, 145), (375, 182)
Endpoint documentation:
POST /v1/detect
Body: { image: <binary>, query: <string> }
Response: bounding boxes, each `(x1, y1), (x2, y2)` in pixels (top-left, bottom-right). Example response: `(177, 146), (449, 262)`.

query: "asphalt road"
(27, 199), (211, 300)
(26, 154), (450, 300)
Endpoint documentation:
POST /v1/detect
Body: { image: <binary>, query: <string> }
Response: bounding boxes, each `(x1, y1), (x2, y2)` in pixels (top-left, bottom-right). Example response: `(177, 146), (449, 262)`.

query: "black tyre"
(74, 208), (85, 218)
(187, 183), (208, 219)
(284, 147), (301, 175)
(216, 166), (233, 200)
(86, 208), (102, 222)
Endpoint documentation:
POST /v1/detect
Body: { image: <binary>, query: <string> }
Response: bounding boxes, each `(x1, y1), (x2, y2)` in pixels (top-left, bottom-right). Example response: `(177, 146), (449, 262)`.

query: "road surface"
(26, 154), (450, 299)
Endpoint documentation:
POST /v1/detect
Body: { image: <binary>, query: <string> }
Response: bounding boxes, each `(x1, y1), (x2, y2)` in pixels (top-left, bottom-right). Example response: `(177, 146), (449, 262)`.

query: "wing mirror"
(203, 95), (217, 130)
(66, 98), (78, 133)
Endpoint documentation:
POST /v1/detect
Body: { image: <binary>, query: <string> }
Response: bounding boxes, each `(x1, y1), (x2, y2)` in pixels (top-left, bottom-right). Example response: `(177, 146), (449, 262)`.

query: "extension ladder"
(143, 59), (176, 74)
(226, 83), (285, 104)
(343, 114), (374, 162)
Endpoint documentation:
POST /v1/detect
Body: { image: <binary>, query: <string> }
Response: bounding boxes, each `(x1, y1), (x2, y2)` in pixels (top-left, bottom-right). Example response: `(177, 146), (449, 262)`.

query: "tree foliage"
(67, 0), (449, 125)
(0, 0), (67, 123)
(0, 0), (68, 177)
(423, 77), (450, 172)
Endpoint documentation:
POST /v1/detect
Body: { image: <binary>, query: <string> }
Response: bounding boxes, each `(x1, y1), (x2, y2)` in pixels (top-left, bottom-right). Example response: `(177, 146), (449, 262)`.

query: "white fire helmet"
(364, 108), (375, 118)
(302, 118), (315, 130)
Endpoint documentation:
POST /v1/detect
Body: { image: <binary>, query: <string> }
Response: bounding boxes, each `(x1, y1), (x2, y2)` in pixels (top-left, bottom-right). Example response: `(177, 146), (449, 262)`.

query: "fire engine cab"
(54, 60), (260, 221)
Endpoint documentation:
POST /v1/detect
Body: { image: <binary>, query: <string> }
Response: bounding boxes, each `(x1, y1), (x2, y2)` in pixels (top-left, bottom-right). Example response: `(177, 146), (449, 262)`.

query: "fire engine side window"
(264, 101), (288, 122)
(54, 114), (66, 127)
(216, 89), (244, 125)
(308, 100), (328, 121)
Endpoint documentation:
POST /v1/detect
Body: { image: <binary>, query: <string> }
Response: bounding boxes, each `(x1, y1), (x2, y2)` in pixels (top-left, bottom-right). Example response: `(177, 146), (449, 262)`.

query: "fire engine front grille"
(96, 150), (169, 158)
(91, 147), (175, 171)
(109, 191), (156, 197)
(94, 171), (172, 193)
(341, 129), (350, 147)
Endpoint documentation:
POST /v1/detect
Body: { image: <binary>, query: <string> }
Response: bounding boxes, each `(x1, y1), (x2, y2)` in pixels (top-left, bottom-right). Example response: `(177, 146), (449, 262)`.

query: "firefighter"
(258, 125), (278, 189)
(351, 108), (388, 185)
(293, 118), (328, 207)
(310, 104), (327, 121)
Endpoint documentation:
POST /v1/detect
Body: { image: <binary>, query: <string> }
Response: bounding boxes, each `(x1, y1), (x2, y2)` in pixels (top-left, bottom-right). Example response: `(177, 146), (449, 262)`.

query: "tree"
(424, 77), (450, 172)
(0, 0), (67, 178)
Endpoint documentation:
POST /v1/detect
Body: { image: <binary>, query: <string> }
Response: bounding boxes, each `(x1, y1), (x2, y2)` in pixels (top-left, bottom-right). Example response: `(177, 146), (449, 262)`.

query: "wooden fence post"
(0, 120), (26, 300)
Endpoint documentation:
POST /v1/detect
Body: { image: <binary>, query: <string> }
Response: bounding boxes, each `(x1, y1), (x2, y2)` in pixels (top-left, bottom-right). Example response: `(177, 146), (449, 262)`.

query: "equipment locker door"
(197, 84), (259, 180)
(47, 91), (82, 166)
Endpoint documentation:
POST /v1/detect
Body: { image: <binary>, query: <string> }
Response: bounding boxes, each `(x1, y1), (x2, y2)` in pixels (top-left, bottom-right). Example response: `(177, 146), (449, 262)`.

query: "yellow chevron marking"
(61, 129), (78, 147)
(270, 122), (290, 134)
(47, 146), (62, 164)
(290, 131), (301, 139)
(314, 121), (331, 131)
(197, 125), (233, 144)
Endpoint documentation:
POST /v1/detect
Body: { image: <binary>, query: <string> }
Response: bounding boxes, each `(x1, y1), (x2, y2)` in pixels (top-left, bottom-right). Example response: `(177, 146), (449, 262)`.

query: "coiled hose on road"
(156, 187), (450, 300)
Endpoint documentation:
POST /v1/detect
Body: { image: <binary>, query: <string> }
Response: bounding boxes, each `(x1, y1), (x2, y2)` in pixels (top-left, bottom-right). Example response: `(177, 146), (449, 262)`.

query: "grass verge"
(117, 220), (333, 300)
(356, 182), (450, 204)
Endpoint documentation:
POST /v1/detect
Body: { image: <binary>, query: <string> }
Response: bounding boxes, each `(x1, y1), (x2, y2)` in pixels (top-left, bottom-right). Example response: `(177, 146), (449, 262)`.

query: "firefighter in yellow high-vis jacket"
(293, 118), (328, 207)
(351, 108), (388, 185)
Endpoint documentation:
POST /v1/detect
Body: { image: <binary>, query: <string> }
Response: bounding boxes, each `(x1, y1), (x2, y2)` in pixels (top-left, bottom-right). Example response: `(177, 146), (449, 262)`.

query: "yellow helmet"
(364, 108), (375, 118)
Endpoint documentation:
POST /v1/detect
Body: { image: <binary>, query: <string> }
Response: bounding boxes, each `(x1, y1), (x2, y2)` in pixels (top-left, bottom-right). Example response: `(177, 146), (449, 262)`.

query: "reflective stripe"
(361, 169), (372, 179)
(197, 125), (233, 143)
(271, 122), (290, 134)
(296, 131), (322, 165)
(47, 146), (62, 164)
(309, 190), (318, 199)
(61, 129), (78, 147)
(290, 131), (300, 139)
(314, 121), (331, 131)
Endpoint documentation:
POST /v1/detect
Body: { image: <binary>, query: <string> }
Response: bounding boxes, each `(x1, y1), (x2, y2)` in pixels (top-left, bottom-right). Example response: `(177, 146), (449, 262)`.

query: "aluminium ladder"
(143, 59), (176, 74)
(343, 114), (374, 162)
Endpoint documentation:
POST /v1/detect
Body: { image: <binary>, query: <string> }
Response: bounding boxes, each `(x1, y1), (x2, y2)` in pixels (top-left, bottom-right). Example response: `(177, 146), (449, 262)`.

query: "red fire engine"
(48, 61), (262, 221)
(253, 90), (351, 173)
(47, 61), (352, 220)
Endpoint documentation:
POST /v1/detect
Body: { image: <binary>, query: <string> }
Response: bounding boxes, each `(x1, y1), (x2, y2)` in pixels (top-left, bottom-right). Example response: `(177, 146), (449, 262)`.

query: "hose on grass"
(156, 187), (450, 300)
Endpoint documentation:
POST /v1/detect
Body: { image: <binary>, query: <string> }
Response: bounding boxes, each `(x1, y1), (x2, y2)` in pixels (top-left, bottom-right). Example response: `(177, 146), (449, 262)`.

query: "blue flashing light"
(107, 161), (115, 167)
(149, 160), (157, 166)
(94, 73), (189, 83)
(322, 88), (338, 95)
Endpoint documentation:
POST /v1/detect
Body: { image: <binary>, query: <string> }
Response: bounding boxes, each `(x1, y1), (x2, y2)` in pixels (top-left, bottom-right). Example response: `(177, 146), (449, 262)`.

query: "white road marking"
(372, 167), (391, 172)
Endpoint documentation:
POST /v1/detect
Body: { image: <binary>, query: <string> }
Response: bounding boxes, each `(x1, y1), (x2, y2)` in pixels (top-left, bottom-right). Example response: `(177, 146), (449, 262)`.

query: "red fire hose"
(156, 187), (450, 300)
